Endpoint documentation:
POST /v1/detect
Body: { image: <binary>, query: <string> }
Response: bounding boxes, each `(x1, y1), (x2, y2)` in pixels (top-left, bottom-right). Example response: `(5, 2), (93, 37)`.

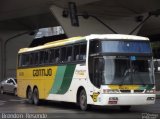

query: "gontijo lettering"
(33, 69), (52, 76)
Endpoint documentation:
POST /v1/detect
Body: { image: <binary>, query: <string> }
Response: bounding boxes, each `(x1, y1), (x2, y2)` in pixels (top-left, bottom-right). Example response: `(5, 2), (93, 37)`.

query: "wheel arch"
(26, 85), (32, 98)
(33, 85), (38, 91)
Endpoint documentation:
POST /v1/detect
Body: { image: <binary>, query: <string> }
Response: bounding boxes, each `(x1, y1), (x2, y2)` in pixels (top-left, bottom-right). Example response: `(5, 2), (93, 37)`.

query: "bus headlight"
(145, 89), (155, 94)
(103, 89), (120, 94)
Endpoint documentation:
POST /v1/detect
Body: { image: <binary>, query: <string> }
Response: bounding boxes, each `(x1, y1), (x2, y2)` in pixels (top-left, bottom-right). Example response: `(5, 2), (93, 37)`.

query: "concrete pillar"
(50, 5), (145, 37)
(0, 39), (3, 80)
(6, 33), (34, 78)
(0, 30), (34, 80)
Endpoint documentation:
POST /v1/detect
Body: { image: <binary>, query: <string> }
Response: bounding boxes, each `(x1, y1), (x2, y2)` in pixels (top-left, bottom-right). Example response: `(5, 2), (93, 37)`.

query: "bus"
(151, 41), (160, 72)
(17, 34), (156, 111)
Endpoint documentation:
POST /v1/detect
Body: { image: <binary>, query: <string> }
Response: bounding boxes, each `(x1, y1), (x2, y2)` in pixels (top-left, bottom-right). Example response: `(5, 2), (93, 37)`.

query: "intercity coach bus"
(17, 34), (156, 111)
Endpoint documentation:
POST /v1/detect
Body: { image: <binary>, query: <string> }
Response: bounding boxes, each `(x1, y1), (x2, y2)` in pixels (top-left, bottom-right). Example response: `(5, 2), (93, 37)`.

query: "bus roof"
(18, 36), (85, 53)
(86, 34), (149, 41)
(18, 34), (149, 54)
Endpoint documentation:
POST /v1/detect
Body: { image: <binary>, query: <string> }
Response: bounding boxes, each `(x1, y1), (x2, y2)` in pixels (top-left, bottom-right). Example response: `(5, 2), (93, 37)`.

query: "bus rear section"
(87, 36), (156, 110)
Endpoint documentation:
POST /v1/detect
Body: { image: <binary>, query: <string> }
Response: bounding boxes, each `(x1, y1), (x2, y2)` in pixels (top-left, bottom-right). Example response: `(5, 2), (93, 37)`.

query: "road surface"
(0, 94), (159, 119)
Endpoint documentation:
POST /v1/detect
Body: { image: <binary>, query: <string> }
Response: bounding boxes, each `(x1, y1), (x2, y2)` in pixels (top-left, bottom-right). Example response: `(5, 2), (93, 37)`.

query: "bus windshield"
(91, 56), (154, 86)
(90, 40), (152, 54)
(89, 40), (154, 87)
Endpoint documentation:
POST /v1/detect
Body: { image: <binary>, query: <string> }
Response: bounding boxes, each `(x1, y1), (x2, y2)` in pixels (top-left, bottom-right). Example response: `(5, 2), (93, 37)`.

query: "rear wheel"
(33, 88), (39, 105)
(27, 88), (33, 104)
(120, 106), (131, 111)
(79, 89), (88, 111)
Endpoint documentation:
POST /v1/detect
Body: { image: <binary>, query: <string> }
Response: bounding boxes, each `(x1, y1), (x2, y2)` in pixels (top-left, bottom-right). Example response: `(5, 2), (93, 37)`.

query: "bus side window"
(34, 52), (39, 65)
(49, 49), (55, 64)
(44, 50), (49, 64)
(79, 43), (87, 60)
(39, 51), (45, 65)
(66, 46), (72, 62)
(55, 49), (60, 63)
(18, 54), (22, 67)
(21, 54), (25, 67)
(61, 47), (67, 63)
(22, 54), (29, 67)
(30, 53), (34, 66)
(73, 45), (80, 61)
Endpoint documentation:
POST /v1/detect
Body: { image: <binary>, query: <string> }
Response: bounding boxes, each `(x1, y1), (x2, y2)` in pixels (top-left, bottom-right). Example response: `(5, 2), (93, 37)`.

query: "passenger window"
(30, 53), (34, 66)
(66, 47), (72, 62)
(55, 49), (60, 63)
(34, 52), (39, 65)
(18, 55), (22, 67)
(73, 43), (87, 61)
(61, 47), (67, 63)
(49, 49), (55, 63)
(22, 54), (30, 66)
(39, 51), (45, 65)
(80, 44), (87, 60)
(44, 50), (49, 64)
(73, 45), (80, 61)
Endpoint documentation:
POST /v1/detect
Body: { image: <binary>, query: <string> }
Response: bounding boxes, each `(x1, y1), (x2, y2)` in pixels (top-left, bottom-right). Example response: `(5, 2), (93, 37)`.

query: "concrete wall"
(50, 5), (143, 37)
(0, 40), (2, 80)
(0, 30), (34, 80)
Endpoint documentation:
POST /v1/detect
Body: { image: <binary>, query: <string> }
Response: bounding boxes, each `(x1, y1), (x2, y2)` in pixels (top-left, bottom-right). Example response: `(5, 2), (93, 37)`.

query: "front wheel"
(79, 89), (88, 111)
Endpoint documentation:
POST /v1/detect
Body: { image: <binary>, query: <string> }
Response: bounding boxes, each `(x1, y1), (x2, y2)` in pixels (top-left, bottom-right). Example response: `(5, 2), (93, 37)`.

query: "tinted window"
(39, 51), (45, 64)
(49, 49), (55, 63)
(66, 46), (73, 62)
(55, 49), (60, 63)
(22, 54), (30, 66)
(79, 44), (86, 60)
(73, 43), (86, 61)
(73, 45), (80, 60)
(61, 47), (67, 63)
(44, 51), (49, 64)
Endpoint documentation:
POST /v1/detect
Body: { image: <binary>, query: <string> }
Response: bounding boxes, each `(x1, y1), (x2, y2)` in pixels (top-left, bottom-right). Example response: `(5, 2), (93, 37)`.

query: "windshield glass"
(89, 56), (154, 87)
(13, 79), (17, 83)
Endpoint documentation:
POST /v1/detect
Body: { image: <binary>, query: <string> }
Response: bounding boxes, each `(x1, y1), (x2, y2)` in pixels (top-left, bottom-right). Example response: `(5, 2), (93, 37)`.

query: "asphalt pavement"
(0, 94), (159, 119)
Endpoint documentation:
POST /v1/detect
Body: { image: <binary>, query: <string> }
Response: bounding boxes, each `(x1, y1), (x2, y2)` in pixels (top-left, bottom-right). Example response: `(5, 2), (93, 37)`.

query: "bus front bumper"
(93, 94), (156, 106)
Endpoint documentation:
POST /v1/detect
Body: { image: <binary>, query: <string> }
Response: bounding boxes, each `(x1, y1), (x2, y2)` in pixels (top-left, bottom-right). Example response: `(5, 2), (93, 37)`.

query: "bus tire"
(120, 106), (131, 111)
(79, 89), (88, 111)
(33, 88), (39, 105)
(27, 87), (33, 104)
